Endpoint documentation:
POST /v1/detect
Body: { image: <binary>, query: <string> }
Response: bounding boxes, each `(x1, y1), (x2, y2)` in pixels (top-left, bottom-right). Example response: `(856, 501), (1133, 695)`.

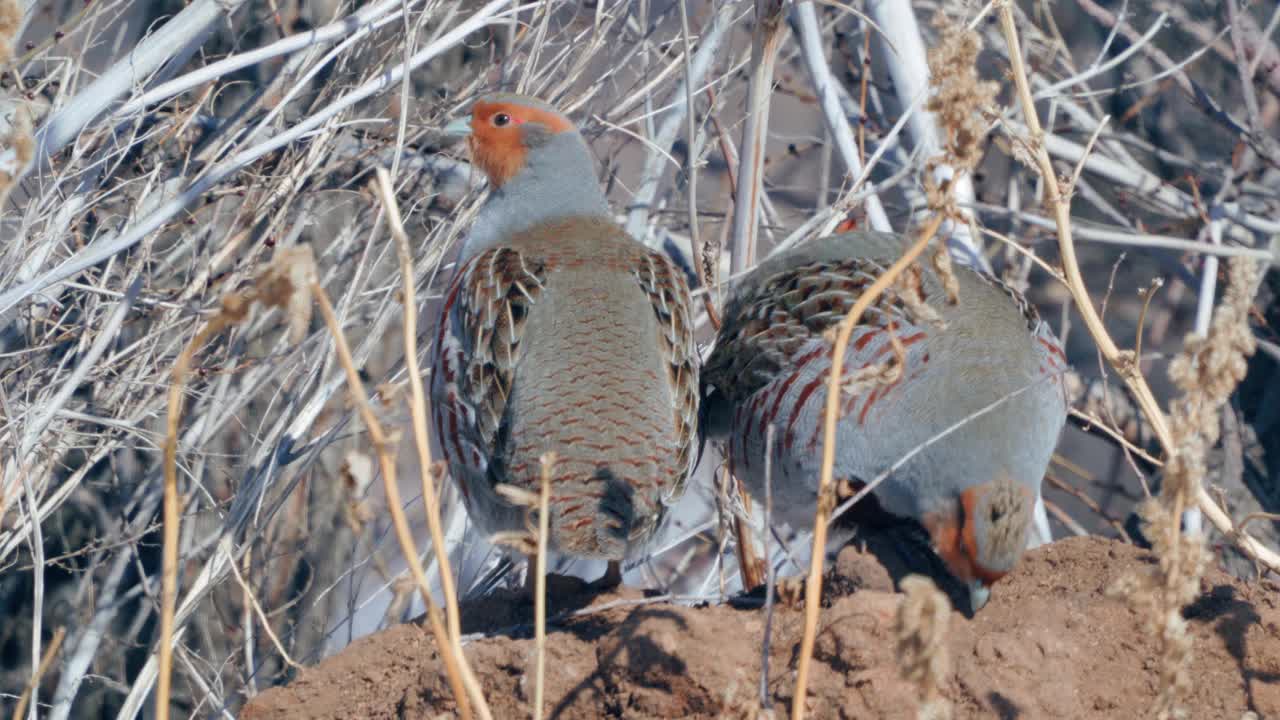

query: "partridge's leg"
(523, 553), (538, 601)
(589, 560), (623, 591)
(733, 478), (765, 591)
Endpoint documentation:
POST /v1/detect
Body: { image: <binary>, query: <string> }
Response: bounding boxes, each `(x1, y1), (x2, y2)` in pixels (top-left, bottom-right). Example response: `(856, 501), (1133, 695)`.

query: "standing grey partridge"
(702, 231), (1068, 608)
(430, 94), (699, 576)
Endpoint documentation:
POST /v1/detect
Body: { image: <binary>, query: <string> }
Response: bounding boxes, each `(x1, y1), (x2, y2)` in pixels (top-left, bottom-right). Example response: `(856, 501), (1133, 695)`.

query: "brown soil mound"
(241, 537), (1280, 719)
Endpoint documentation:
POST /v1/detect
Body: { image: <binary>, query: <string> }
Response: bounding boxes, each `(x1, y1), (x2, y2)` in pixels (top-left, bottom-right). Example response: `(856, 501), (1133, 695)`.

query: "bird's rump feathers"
(432, 217), (698, 559)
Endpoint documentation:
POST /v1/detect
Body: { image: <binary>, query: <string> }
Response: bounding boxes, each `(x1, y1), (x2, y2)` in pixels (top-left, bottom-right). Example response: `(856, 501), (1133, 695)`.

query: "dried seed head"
(895, 575), (953, 719)
(0, 0), (20, 63)
(1112, 255), (1261, 717)
(0, 97), (33, 205)
(256, 244), (317, 343)
(926, 18), (998, 177)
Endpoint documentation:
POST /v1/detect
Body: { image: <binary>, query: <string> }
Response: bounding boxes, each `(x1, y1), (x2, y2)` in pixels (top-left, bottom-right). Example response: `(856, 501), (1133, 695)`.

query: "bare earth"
(241, 537), (1280, 719)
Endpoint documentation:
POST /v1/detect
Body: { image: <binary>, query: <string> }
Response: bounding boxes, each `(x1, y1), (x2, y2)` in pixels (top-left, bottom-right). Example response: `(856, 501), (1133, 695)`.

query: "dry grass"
(157, 246), (319, 720)
(373, 165), (488, 718)
(0, 0), (1276, 717)
(313, 276), (488, 719)
(793, 22), (989, 715)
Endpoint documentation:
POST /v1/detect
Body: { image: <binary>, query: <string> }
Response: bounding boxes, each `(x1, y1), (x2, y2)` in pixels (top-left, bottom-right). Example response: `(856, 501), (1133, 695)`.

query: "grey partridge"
(430, 94), (699, 573)
(702, 231), (1068, 608)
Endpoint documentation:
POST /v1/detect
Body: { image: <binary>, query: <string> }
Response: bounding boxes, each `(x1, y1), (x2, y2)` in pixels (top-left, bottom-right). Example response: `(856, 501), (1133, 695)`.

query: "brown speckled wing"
(432, 246), (548, 484)
(633, 248), (700, 502)
(703, 257), (884, 406)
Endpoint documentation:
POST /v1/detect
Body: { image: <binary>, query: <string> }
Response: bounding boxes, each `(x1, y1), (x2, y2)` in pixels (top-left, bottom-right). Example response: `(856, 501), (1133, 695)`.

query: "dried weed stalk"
(792, 214), (943, 720)
(489, 457), (554, 720)
(11, 626), (65, 720)
(371, 167), (486, 719)
(533, 452), (554, 720)
(159, 245), (317, 720)
(0, 99), (32, 207)
(922, 18), (997, 304)
(1110, 256), (1260, 719)
(895, 575), (952, 720)
(313, 274), (486, 720)
(997, 0), (1280, 575)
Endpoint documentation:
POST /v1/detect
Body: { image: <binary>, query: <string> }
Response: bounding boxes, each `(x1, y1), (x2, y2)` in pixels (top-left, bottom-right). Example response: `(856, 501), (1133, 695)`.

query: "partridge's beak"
(443, 117), (472, 138)
(968, 581), (991, 612)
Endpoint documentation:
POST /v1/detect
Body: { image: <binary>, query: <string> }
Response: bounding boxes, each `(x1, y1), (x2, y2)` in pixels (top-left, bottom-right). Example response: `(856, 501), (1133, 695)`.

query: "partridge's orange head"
(445, 94), (576, 188)
(925, 475), (1033, 611)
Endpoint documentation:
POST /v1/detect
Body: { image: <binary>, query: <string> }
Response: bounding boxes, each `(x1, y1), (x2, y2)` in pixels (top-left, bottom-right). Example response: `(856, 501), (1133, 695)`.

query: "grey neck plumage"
(460, 131), (612, 261)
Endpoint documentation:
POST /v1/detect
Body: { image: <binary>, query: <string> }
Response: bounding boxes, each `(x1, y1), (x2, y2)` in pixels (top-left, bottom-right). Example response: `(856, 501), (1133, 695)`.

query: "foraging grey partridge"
(430, 94), (699, 571)
(702, 231), (1068, 608)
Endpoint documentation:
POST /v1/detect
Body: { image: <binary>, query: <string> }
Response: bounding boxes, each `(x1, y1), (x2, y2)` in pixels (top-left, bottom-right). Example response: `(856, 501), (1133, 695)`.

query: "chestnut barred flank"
(703, 231), (1068, 609)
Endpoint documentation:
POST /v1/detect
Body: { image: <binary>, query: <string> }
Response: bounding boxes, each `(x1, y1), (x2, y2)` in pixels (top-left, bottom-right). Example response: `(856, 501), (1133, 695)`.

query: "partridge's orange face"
(466, 100), (575, 188)
(925, 486), (1008, 588)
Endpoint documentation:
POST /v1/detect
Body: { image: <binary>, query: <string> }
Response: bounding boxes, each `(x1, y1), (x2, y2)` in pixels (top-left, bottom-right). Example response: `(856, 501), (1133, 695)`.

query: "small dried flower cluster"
(925, 19), (997, 181)
(0, 0), (20, 63)
(0, 0), (28, 206)
(0, 98), (32, 206)
(923, 19), (996, 306)
(1110, 256), (1261, 719)
(1166, 258), (1259, 450)
(840, 329), (905, 399)
(895, 574), (953, 720)
(255, 244), (317, 343)
(895, 262), (945, 327)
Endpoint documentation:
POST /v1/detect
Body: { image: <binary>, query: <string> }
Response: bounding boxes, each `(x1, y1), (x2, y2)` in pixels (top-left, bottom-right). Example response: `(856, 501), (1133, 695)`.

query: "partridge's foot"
(588, 560), (623, 592)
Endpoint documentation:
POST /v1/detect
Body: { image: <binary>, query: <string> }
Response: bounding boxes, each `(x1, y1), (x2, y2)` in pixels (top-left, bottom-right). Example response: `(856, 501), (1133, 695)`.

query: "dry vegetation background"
(0, 0), (1278, 717)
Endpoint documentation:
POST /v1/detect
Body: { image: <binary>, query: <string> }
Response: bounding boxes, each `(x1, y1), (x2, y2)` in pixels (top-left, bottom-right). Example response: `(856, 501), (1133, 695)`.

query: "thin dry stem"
(1000, 5), (1269, 714)
(11, 627), (65, 720)
(225, 539), (300, 671)
(1068, 408), (1162, 468)
(729, 0), (787, 274)
(1133, 278), (1163, 364)
(533, 452), (554, 720)
(312, 283), (487, 720)
(159, 299), (248, 720)
(676, 0), (720, 329)
(995, 0), (1280, 575)
(792, 213), (943, 720)
(371, 167), (483, 719)
(159, 248), (318, 716)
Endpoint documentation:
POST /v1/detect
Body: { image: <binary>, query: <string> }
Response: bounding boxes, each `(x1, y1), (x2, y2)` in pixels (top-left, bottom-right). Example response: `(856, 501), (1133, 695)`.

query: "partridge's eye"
(492, 113), (511, 127)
